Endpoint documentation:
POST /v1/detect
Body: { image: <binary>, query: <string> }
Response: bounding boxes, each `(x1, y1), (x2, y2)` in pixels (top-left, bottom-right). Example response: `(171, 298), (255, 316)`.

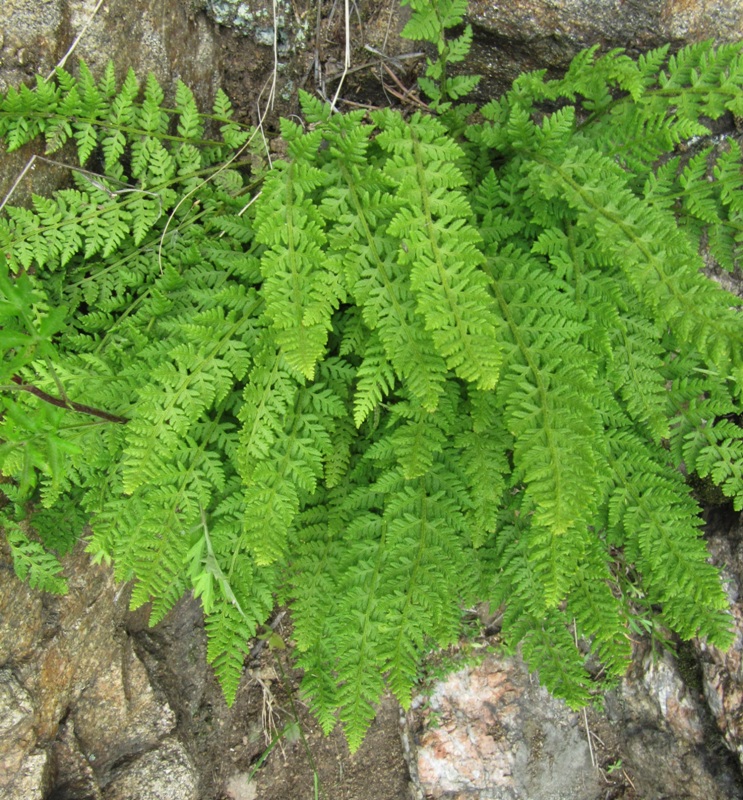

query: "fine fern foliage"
(1, 1), (743, 751)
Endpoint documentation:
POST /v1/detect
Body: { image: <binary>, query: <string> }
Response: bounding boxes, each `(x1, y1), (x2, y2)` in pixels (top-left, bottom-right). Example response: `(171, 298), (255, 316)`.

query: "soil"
(129, 603), (412, 800)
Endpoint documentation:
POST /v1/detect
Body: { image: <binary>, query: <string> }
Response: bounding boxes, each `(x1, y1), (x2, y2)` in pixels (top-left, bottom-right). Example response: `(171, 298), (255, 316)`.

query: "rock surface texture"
(466, 0), (743, 96)
(411, 654), (604, 800)
(0, 540), (199, 800)
(407, 643), (743, 800)
(695, 512), (743, 768)
(0, 534), (412, 799)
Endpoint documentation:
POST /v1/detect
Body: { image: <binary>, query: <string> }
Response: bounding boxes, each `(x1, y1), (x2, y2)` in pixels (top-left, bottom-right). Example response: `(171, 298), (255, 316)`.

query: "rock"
(72, 637), (177, 783)
(0, 0), (220, 99)
(0, 669), (49, 800)
(49, 719), (103, 800)
(602, 644), (743, 800)
(126, 592), (209, 722)
(695, 512), (743, 769)
(0, 546), (44, 665)
(620, 648), (705, 746)
(223, 771), (258, 800)
(104, 737), (199, 800)
(0, 752), (51, 800)
(0, 669), (35, 749)
(465, 0), (743, 97)
(0, 539), (194, 800)
(410, 642), (743, 800)
(11, 542), (125, 743)
(205, 0), (308, 52)
(411, 653), (604, 800)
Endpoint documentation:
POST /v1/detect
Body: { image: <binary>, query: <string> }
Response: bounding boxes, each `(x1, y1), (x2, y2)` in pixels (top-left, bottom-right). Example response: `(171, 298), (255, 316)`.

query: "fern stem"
(5, 375), (128, 423)
(565, 222), (584, 302)
(0, 111), (234, 149)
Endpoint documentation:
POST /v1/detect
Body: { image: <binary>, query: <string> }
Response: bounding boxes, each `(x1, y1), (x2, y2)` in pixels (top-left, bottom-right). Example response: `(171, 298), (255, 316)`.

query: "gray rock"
(126, 592), (209, 720)
(0, 669), (34, 741)
(0, 669), (41, 797)
(49, 719), (103, 800)
(0, 0), (220, 98)
(695, 514), (743, 769)
(464, 0), (743, 97)
(604, 644), (743, 799)
(411, 641), (743, 800)
(468, 0), (743, 47)
(104, 737), (199, 800)
(0, 540), (193, 800)
(0, 545), (44, 665)
(207, 0), (280, 35)
(0, 751), (50, 800)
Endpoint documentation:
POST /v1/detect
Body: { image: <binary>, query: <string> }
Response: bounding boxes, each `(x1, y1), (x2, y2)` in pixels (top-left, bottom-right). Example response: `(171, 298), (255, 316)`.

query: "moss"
(675, 639), (704, 695)
(688, 472), (732, 510)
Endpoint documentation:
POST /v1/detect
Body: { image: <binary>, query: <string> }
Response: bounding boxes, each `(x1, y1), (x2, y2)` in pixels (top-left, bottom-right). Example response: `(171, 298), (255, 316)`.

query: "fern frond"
(318, 110), (449, 411)
(486, 249), (607, 535)
(376, 110), (502, 389)
(254, 123), (344, 379)
(353, 332), (396, 428)
(3, 517), (68, 594)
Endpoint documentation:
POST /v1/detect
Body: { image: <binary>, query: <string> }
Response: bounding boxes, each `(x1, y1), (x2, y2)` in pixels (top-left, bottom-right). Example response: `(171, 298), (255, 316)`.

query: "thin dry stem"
(47, 0), (106, 80)
(0, 155), (38, 214)
(330, 0), (352, 111)
(583, 707), (598, 769)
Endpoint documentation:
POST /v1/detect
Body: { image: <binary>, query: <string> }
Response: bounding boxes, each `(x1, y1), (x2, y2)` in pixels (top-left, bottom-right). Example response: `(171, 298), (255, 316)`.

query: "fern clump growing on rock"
(1, 0), (743, 750)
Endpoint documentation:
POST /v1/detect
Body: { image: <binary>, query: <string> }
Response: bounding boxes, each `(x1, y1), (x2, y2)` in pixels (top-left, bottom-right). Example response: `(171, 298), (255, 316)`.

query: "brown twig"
(380, 81), (430, 111)
(337, 97), (383, 111)
(7, 375), (128, 424)
(381, 62), (431, 110)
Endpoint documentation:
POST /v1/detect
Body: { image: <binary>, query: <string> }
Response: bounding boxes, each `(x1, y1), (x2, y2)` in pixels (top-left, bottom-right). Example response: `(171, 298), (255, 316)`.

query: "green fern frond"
(3, 517), (68, 594)
(2, 30), (742, 750)
(376, 110), (502, 389)
(254, 131), (344, 379)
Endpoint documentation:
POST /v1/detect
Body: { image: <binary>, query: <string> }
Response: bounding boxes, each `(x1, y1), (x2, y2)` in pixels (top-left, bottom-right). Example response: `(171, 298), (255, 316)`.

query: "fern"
(4, 518), (68, 594)
(401, 0), (480, 110)
(1, 3), (743, 752)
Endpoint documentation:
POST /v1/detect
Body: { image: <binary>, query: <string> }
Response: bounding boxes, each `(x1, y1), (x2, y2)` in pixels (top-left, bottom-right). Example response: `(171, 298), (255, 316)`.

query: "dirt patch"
(128, 603), (412, 800)
(245, 682), (409, 800)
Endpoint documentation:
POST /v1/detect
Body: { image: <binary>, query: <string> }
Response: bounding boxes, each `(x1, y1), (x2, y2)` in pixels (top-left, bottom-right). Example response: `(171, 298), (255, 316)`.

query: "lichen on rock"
(205, 0), (306, 52)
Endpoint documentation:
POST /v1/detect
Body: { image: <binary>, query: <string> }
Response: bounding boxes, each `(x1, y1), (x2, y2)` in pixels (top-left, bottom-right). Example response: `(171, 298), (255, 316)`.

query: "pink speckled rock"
(412, 634), (743, 799)
(415, 654), (601, 800)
